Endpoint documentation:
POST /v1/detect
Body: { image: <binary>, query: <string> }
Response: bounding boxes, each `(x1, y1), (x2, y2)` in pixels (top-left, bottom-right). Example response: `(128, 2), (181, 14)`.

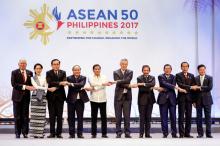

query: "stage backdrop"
(0, 0), (219, 118)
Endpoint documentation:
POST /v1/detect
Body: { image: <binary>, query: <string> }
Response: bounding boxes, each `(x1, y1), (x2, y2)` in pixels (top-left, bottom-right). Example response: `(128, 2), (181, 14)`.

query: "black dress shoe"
(206, 135), (213, 138)
(77, 135), (84, 138)
(125, 134), (132, 138)
(15, 134), (20, 138)
(163, 135), (168, 138)
(47, 134), (55, 138)
(116, 134), (121, 138)
(23, 134), (28, 138)
(91, 135), (96, 138)
(69, 135), (75, 138)
(185, 135), (193, 138)
(179, 135), (184, 138)
(197, 135), (203, 138)
(172, 135), (178, 138)
(139, 134), (143, 138)
(102, 135), (108, 138)
(57, 135), (63, 138)
(145, 135), (152, 138)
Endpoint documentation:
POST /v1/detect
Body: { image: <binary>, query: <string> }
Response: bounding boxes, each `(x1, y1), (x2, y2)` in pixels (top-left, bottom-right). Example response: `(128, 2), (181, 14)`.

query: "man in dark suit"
(113, 58), (137, 138)
(176, 62), (196, 138)
(66, 65), (89, 138)
(46, 59), (67, 138)
(157, 64), (186, 138)
(11, 59), (35, 138)
(137, 65), (156, 138)
(194, 64), (213, 138)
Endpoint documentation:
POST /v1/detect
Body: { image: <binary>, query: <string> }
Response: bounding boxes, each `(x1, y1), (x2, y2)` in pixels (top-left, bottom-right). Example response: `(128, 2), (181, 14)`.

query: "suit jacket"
(137, 75), (156, 105)
(194, 75), (213, 106)
(46, 69), (67, 101)
(157, 74), (176, 106)
(114, 69), (133, 101)
(11, 69), (33, 102)
(67, 75), (89, 103)
(176, 72), (196, 103)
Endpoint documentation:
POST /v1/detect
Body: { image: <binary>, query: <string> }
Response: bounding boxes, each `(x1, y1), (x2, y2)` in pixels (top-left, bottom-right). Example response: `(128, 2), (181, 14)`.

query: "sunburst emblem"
(24, 3), (55, 45)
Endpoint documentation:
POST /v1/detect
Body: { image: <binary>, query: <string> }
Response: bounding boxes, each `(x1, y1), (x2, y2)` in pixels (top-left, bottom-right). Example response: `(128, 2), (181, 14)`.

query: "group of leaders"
(11, 58), (213, 139)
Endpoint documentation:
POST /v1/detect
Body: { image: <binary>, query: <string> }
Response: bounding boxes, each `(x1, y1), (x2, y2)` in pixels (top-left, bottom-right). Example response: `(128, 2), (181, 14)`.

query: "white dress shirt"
(21, 70), (27, 90)
(200, 75), (205, 86)
(31, 75), (48, 92)
(88, 74), (108, 103)
(121, 69), (128, 93)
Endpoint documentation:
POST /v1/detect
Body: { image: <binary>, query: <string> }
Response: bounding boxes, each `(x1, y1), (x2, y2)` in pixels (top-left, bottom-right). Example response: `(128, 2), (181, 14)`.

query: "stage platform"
(1, 122), (219, 146)
(0, 133), (219, 146)
(1, 122), (220, 134)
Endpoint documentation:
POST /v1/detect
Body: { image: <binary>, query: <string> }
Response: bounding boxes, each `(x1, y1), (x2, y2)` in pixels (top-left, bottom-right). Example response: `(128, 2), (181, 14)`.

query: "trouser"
(138, 104), (153, 136)
(159, 100), (177, 136)
(90, 101), (107, 135)
(13, 96), (30, 135)
(48, 99), (64, 135)
(67, 99), (84, 136)
(196, 104), (212, 136)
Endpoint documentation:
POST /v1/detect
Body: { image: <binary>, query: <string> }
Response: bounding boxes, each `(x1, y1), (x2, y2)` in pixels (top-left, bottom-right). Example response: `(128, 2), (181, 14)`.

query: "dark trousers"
(138, 104), (153, 136)
(196, 104), (212, 136)
(13, 96), (30, 135)
(48, 99), (64, 135)
(159, 100), (177, 136)
(67, 99), (84, 136)
(90, 101), (107, 135)
(114, 94), (131, 135)
(178, 100), (192, 136)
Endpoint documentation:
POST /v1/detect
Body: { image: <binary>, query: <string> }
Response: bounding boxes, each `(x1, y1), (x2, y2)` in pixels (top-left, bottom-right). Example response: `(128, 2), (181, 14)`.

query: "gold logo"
(24, 4), (54, 45)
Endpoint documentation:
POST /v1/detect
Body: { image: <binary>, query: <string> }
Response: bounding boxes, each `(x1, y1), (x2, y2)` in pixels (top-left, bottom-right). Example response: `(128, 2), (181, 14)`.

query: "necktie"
(55, 71), (58, 76)
(21, 71), (26, 82)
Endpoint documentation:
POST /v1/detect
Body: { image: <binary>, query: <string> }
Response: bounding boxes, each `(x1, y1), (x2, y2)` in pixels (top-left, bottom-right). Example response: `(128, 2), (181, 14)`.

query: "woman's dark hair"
(34, 63), (43, 74)
(93, 64), (101, 70)
(34, 63), (43, 69)
(142, 65), (150, 72)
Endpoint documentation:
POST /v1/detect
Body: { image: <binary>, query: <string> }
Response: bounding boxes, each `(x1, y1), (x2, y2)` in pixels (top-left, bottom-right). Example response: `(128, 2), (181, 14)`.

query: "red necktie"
(22, 71), (26, 83)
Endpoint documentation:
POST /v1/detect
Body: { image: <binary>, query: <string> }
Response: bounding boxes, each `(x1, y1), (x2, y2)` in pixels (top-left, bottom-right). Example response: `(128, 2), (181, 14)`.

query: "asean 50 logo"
(24, 4), (64, 45)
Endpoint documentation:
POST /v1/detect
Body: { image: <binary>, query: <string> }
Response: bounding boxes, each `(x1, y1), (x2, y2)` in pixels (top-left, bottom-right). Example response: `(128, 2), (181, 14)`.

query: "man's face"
(51, 60), (60, 71)
(198, 67), (206, 76)
(164, 66), (172, 75)
(73, 66), (81, 76)
(120, 60), (128, 71)
(18, 60), (27, 70)
(143, 67), (150, 75)
(93, 66), (101, 76)
(181, 63), (189, 73)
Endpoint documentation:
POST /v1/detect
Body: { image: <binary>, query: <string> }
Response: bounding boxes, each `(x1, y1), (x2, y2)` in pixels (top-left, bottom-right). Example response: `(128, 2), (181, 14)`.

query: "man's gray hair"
(18, 59), (27, 64)
(120, 58), (128, 62)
